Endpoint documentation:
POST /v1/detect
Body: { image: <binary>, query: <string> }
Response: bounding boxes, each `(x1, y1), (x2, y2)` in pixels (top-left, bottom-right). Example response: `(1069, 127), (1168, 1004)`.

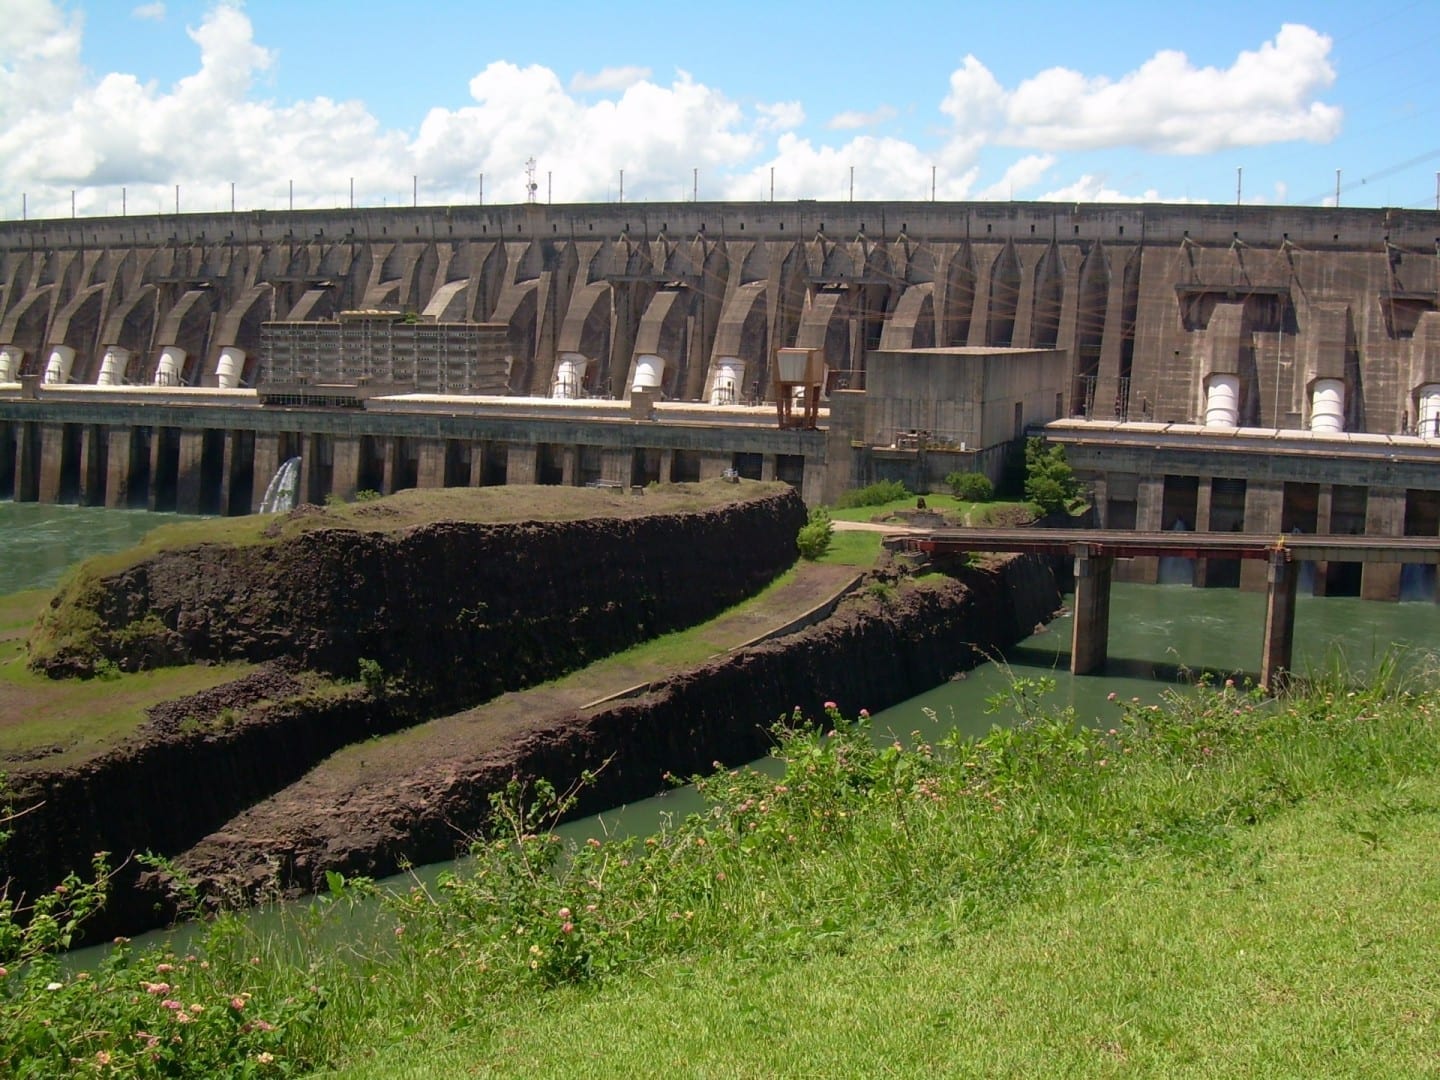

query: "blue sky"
(3, 0), (1439, 218)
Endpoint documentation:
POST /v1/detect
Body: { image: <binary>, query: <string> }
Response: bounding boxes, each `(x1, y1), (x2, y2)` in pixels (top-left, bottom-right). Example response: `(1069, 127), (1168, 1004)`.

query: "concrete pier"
(1070, 549), (1114, 675)
(1260, 549), (1299, 691)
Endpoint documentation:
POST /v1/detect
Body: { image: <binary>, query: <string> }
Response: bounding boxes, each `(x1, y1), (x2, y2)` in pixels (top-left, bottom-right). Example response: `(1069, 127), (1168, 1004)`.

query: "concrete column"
(761, 454), (778, 481)
(1089, 474), (1109, 530)
(1312, 485), (1334, 596)
(802, 459), (826, 507)
(175, 429), (206, 514)
(218, 430), (238, 515)
(380, 437), (398, 494)
(416, 439), (446, 488)
(1193, 476), (1216, 586)
(468, 441), (486, 487)
(105, 428), (132, 508)
(600, 448), (630, 485)
(79, 425), (106, 506)
(146, 428), (166, 511)
(658, 448), (675, 484)
(1240, 480), (1284, 592)
(561, 445), (578, 486)
(698, 453), (732, 481)
(1120, 474), (1164, 583)
(37, 423), (65, 503)
(1070, 550), (1114, 675)
(298, 436), (318, 505)
(331, 436), (362, 501)
(1361, 486), (1405, 601)
(251, 432), (281, 513)
(505, 443), (538, 485)
(1260, 549), (1299, 692)
(15, 421), (40, 502)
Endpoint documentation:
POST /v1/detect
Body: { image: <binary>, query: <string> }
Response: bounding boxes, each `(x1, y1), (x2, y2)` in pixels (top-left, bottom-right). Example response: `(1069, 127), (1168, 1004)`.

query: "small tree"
(796, 508), (834, 560)
(946, 471), (994, 502)
(1023, 437), (1079, 516)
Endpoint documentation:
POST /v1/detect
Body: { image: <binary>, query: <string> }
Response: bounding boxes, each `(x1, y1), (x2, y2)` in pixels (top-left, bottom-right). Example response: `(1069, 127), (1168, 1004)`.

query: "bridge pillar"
(175, 430), (206, 514)
(416, 439), (446, 488)
(1240, 480), (1284, 591)
(15, 421), (40, 502)
(80, 425), (106, 506)
(37, 422), (65, 503)
(331, 436), (362, 501)
(1070, 549), (1114, 675)
(1261, 549), (1299, 692)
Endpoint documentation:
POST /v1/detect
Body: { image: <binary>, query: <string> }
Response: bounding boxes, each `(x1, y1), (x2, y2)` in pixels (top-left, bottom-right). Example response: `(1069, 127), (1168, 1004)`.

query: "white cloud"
(756, 100), (804, 132)
(998, 24), (1340, 154)
(827, 105), (897, 131)
(131, 2), (165, 20)
(0, 6), (1350, 216)
(569, 65), (650, 93)
(977, 154), (1055, 200)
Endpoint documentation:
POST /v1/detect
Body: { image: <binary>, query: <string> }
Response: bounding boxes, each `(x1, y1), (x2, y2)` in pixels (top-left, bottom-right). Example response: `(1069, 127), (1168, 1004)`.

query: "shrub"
(354, 489), (382, 503)
(796, 508), (834, 561)
(833, 480), (910, 509)
(1023, 437), (1080, 516)
(358, 657), (386, 696)
(946, 471), (994, 502)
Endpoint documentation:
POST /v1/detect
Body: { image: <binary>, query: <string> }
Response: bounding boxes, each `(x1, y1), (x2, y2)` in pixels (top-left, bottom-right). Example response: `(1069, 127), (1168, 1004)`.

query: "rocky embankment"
(5, 482), (807, 934)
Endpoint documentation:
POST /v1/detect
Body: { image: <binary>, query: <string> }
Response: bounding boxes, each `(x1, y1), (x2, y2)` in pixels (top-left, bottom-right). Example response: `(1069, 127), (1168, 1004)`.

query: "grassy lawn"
(350, 785), (1440, 1078)
(828, 491), (1038, 527)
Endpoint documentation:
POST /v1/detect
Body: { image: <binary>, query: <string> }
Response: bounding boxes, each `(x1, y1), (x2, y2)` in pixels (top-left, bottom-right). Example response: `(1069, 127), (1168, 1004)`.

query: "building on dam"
(2, 198), (1439, 599)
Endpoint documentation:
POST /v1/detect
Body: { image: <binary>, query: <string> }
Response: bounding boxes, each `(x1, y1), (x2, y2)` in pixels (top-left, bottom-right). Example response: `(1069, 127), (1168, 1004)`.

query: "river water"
(7, 501), (1435, 952)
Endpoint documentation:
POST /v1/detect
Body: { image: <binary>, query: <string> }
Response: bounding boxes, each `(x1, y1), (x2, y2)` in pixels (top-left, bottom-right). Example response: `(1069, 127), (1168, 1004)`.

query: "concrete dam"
(3, 199), (1440, 599)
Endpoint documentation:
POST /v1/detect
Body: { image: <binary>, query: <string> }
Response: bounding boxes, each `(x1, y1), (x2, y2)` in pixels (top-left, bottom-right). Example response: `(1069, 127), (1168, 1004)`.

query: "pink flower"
(561, 922), (574, 934)
(231, 996), (247, 1011)
(557, 907), (571, 919)
(824, 700), (838, 711)
(858, 708), (870, 719)
(1106, 692), (1118, 701)
(155, 963), (174, 974)
(142, 981), (171, 995)
(161, 999), (182, 1010)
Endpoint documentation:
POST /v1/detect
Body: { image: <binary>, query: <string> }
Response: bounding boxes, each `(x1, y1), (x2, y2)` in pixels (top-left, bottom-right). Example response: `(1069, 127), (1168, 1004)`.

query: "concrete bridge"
(892, 528), (1440, 689)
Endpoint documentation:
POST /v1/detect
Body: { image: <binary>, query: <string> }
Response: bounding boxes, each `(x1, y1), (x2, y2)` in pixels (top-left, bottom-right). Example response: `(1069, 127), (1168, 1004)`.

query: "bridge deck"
(895, 528), (1440, 565)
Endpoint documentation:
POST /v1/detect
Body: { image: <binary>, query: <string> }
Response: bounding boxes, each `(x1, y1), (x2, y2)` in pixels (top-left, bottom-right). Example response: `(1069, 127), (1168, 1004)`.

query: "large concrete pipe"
(711, 357), (745, 405)
(632, 354), (665, 395)
(552, 352), (589, 399)
(1203, 373), (1240, 428)
(1309, 379), (1345, 433)
(0, 345), (21, 382)
(1419, 384), (1440, 439)
(215, 346), (246, 390)
(96, 346), (130, 386)
(154, 345), (186, 386)
(42, 345), (76, 385)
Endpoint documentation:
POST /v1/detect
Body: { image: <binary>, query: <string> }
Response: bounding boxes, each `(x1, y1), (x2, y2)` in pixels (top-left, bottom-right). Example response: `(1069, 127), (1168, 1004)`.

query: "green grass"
(827, 492), (1037, 527)
(11, 667), (1440, 1077)
(814, 528), (884, 566)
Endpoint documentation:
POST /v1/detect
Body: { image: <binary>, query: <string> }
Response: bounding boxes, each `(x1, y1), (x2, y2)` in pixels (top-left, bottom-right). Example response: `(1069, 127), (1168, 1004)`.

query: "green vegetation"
(827, 490), (1035, 528)
(945, 470), (994, 502)
(833, 479), (910, 509)
(5, 666), (1439, 1076)
(814, 528), (884, 567)
(1024, 436), (1081, 516)
(794, 508), (834, 560)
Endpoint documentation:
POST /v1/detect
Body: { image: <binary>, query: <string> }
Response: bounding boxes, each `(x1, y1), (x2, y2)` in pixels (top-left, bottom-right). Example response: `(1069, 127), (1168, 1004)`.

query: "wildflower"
(529, 944), (541, 955)
(1106, 692), (1117, 702)
(715, 872), (726, 882)
(557, 907), (571, 919)
(561, 922), (574, 934)
(1224, 678), (1235, 689)
(1107, 729), (1118, 736)
(176, 1012), (193, 1024)
(142, 981), (171, 995)
(859, 708), (870, 719)
(96, 1051), (112, 1066)
(257, 1052), (275, 1065)
(586, 837), (601, 849)
(0, 967), (7, 978)
(251, 1019), (276, 1033)
(824, 700), (838, 711)
(45, 981), (63, 991)
(1098, 759), (1108, 768)
(155, 963), (174, 974)
(231, 996), (247, 1011)
(162, 999), (182, 1010)
(586, 903), (598, 913)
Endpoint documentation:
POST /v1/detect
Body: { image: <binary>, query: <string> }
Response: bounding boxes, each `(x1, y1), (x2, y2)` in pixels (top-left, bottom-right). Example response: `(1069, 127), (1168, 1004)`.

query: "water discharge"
(257, 456), (302, 514)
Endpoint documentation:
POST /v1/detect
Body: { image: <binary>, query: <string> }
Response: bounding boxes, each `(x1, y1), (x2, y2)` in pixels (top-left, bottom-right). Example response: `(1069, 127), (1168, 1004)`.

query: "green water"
(0, 501), (203, 595)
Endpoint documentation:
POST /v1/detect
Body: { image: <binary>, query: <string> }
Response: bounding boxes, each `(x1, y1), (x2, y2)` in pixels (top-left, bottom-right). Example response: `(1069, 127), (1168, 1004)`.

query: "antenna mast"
(525, 157), (538, 204)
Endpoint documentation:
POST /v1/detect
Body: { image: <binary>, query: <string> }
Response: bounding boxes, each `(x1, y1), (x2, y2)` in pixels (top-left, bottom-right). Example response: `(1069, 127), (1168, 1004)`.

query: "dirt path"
(174, 562), (865, 887)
